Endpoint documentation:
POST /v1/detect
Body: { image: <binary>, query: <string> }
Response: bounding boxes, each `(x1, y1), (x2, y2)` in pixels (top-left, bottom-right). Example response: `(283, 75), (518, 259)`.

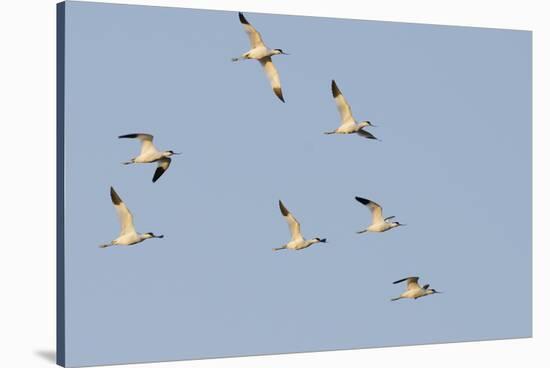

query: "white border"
(0, 1), (546, 367)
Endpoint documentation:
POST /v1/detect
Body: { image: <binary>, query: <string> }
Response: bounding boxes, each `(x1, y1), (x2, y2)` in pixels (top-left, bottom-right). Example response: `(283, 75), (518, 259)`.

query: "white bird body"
(111, 232), (155, 247)
(119, 133), (179, 183)
(100, 187), (163, 248)
(285, 238), (321, 251)
(391, 277), (441, 301)
(400, 288), (434, 299)
(366, 221), (398, 233)
(274, 200), (326, 251)
(233, 12), (287, 103)
(240, 46), (279, 60)
(355, 196), (404, 234)
(325, 80), (378, 139)
(132, 151), (170, 164)
(333, 121), (370, 134)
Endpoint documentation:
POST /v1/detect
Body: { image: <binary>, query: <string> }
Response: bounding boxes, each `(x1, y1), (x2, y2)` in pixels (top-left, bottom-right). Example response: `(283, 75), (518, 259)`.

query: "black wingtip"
(362, 131), (378, 140)
(355, 196), (370, 206)
(118, 134), (137, 139)
(331, 80), (340, 98)
(393, 277), (415, 285)
(238, 12), (249, 24)
(273, 87), (285, 102)
(110, 187), (122, 205)
(152, 167), (165, 183)
(278, 200), (289, 216)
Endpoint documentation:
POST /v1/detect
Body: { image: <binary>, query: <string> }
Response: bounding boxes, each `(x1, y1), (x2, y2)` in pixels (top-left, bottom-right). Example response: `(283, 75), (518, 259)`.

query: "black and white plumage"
(355, 196), (404, 233)
(391, 276), (441, 301)
(99, 187), (164, 248)
(273, 200), (326, 251)
(118, 133), (180, 183)
(232, 12), (288, 103)
(325, 80), (378, 139)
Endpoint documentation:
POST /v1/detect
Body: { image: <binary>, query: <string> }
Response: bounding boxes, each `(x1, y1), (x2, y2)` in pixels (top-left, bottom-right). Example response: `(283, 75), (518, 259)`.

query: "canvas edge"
(56, 1), (66, 367)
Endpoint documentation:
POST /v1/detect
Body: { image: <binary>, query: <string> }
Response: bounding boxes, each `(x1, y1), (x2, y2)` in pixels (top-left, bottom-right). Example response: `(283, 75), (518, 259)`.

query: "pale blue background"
(62, 1), (532, 366)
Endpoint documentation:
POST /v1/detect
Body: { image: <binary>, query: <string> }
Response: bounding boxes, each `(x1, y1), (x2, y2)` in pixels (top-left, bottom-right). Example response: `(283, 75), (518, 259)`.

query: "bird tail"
(272, 245), (286, 251)
(391, 297), (402, 302)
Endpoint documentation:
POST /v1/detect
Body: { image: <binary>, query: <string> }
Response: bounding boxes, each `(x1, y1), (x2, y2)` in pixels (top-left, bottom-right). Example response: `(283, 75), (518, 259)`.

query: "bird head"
(273, 48), (289, 55)
(164, 150), (181, 157)
(391, 221), (406, 228)
(359, 120), (375, 128)
(313, 237), (327, 244)
(144, 232), (164, 239)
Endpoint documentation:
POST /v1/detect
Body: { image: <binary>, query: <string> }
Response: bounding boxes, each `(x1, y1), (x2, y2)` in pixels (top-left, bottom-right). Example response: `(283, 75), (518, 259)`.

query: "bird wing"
(110, 187), (136, 236)
(260, 57), (285, 102)
(407, 277), (422, 290)
(152, 157), (171, 183)
(239, 12), (265, 48)
(357, 129), (378, 140)
(118, 133), (159, 156)
(393, 277), (421, 291)
(279, 200), (302, 241)
(355, 196), (384, 224)
(331, 80), (354, 125)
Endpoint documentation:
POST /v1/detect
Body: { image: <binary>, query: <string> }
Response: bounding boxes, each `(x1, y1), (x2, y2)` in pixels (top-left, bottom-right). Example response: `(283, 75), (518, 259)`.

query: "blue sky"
(62, 1), (531, 366)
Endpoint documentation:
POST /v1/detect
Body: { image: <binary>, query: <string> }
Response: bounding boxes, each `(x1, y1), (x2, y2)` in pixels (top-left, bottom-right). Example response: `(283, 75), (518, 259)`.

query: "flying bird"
(118, 133), (180, 183)
(232, 12), (288, 102)
(99, 187), (164, 248)
(325, 80), (378, 139)
(273, 200), (326, 251)
(355, 196), (404, 233)
(391, 276), (442, 301)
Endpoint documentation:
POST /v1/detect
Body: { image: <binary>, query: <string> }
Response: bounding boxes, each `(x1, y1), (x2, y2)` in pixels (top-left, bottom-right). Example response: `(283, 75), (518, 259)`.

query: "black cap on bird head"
(146, 232), (164, 238)
(274, 48), (289, 55)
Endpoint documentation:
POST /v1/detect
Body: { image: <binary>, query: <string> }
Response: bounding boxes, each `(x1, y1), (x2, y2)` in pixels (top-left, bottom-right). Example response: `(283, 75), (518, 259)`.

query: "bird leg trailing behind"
(390, 297), (402, 302)
(273, 245), (287, 251)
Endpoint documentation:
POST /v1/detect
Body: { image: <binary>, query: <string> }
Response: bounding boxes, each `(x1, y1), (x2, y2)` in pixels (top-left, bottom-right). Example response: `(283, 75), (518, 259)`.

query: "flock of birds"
(99, 12), (441, 302)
